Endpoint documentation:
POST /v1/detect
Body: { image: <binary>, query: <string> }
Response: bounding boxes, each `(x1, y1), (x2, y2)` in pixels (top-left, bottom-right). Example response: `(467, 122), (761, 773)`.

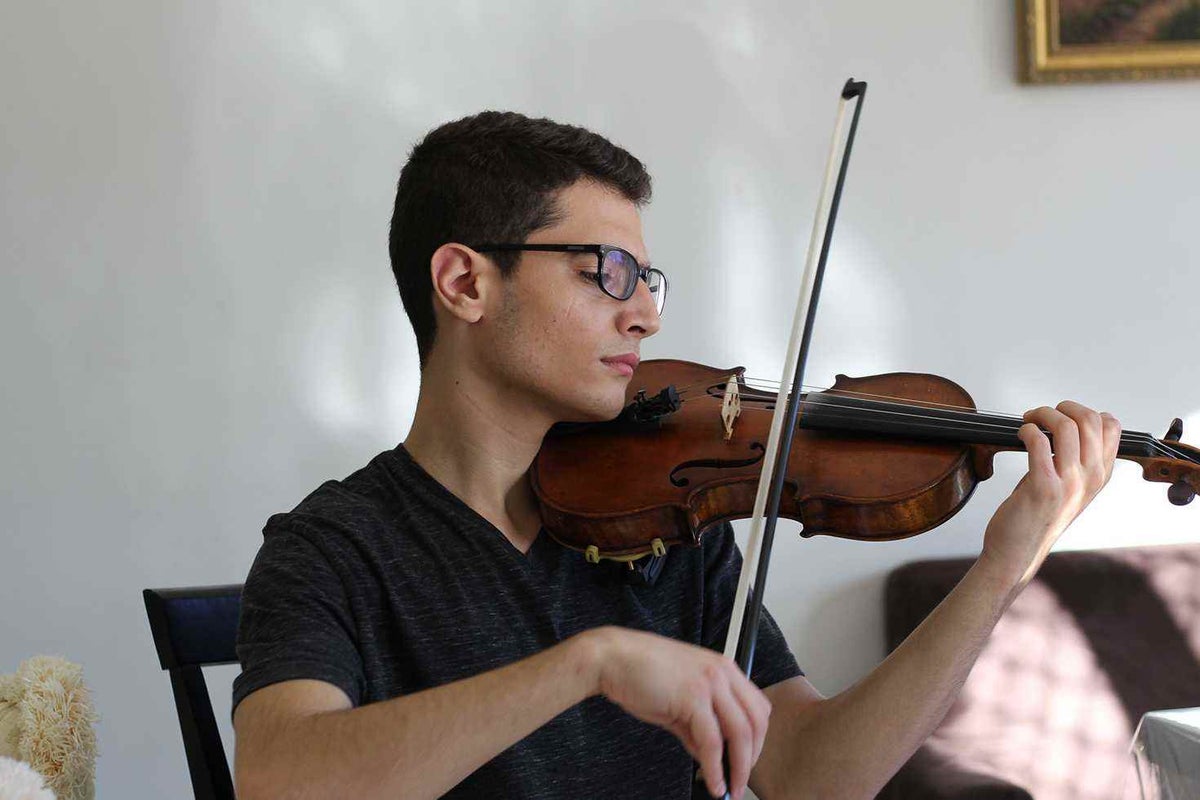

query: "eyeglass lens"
(601, 249), (665, 314)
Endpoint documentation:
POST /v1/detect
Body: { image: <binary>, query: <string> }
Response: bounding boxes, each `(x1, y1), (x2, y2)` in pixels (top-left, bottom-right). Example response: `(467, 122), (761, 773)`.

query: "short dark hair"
(388, 110), (652, 370)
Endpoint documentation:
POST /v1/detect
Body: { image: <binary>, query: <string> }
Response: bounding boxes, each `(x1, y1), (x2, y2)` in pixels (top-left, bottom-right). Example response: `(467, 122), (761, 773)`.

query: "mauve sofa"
(874, 543), (1200, 800)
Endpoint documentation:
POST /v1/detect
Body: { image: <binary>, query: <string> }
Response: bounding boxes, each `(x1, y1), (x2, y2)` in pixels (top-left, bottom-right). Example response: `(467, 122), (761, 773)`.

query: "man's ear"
(429, 243), (498, 324)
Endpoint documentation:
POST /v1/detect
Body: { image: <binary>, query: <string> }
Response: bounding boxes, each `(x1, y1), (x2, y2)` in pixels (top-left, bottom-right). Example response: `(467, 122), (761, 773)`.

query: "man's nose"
(621, 276), (662, 337)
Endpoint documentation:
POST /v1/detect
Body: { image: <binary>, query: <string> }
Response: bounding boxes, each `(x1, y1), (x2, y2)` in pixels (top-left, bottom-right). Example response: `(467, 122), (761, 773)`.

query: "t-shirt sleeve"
(700, 521), (804, 690)
(231, 524), (366, 722)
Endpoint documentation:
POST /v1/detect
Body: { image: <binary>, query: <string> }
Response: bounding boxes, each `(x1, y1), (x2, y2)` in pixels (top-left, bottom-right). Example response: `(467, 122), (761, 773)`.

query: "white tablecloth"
(1132, 707), (1200, 800)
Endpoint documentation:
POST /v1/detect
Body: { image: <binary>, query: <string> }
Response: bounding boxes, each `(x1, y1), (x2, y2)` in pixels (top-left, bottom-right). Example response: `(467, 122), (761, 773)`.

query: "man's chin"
(558, 395), (627, 424)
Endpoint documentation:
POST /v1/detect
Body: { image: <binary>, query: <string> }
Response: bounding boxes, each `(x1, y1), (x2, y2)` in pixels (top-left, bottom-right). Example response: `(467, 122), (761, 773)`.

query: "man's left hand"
(978, 400), (1122, 590)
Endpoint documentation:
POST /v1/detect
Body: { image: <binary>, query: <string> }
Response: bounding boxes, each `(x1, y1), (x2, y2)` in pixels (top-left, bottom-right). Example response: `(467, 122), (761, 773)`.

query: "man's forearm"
(785, 558), (1020, 799)
(238, 632), (601, 800)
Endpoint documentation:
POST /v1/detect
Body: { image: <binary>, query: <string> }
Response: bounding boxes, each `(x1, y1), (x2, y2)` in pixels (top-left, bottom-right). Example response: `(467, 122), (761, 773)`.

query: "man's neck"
(402, 356), (552, 554)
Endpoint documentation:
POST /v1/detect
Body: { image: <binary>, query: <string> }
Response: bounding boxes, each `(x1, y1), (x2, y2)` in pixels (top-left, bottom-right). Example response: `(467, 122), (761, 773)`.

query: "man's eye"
(580, 271), (601, 282)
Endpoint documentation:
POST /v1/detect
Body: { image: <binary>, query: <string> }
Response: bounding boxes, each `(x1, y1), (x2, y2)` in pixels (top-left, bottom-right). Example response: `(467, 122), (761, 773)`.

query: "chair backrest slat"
(144, 585), (242, 800)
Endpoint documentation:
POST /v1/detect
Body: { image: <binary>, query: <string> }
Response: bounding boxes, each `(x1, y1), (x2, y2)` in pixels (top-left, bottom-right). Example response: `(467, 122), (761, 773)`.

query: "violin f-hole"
(669, 442), (766, 487)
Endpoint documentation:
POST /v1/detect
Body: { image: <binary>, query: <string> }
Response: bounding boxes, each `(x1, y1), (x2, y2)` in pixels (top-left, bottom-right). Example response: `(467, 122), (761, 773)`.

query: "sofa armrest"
(875, 745), (1033, 800)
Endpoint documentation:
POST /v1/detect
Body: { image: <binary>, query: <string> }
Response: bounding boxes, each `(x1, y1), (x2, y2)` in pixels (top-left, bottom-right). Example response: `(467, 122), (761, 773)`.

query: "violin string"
(741, 378), (1029, 421)
(667, 374), (1190, 462)
(707, 397), (1190, 463)
(729, 395), (1189, 462)
(719, 380), (1190, 462)
(679, 375), (1153, 447)
(690, 391), (1168, 454)
(668, 386), (1191, 463)
(716, 401), (1186, 462)
(675, 375), (1027, 421)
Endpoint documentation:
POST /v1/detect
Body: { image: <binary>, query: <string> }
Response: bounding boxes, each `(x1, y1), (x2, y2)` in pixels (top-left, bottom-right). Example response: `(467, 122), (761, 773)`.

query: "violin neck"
(798, 393), (1159, 459)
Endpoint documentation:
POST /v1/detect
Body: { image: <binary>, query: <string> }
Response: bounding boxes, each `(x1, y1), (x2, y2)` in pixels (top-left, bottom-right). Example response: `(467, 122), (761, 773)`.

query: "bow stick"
(708, 78), (867, 800)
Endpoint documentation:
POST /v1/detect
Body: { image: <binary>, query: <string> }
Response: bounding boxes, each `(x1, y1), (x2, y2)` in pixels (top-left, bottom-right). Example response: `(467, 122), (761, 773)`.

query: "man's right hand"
(584, 626), (772, 800)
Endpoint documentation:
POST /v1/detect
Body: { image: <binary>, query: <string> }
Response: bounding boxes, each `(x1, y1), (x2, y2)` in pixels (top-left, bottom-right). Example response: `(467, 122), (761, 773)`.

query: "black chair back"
(143, 584), (242, 800)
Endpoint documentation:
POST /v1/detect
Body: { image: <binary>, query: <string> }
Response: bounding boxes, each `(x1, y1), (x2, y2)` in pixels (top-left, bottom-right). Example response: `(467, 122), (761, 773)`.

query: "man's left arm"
(748, 401), (1122, 800)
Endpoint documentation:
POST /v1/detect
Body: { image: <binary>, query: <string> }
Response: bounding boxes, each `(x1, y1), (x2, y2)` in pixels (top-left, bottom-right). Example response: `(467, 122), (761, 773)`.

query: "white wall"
(3, 2), (1198, 796)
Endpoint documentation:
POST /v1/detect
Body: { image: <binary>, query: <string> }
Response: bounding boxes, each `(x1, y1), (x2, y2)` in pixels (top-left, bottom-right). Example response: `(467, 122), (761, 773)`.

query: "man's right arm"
(234, 628), (595, 800)
(234, 625), (779, 800)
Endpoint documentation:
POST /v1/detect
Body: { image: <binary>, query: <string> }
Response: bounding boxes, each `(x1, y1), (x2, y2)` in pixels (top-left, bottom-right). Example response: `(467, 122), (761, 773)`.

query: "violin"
(531, 358), (1200, 563)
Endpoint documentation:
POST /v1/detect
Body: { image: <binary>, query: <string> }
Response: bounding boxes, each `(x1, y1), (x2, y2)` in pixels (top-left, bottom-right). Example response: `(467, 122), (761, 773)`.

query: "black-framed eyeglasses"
(469, 243), (667, 316)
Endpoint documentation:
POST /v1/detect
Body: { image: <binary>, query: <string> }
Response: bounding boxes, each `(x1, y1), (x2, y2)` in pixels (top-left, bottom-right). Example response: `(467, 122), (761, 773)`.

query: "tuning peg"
(1168, 481), (1195, 506)
(1165, 417), (1184, 443)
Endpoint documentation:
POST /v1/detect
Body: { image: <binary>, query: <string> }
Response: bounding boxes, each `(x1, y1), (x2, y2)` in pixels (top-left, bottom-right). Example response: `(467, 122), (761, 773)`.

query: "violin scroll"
(1132, 417), (1200, 506)
(1157, 418), (1196, 505)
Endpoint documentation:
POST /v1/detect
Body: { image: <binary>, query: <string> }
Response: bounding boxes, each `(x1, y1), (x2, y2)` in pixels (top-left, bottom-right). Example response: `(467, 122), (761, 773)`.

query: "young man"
(231, 111), (1122, 800)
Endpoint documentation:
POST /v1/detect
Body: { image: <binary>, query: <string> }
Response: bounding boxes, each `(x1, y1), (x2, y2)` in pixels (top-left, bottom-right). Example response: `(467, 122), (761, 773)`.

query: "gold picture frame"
(1019, 0), (1200, 83)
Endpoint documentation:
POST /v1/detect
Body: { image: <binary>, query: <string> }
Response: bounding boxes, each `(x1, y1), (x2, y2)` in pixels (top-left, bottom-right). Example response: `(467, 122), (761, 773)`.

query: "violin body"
(533, 359), (1005, 560)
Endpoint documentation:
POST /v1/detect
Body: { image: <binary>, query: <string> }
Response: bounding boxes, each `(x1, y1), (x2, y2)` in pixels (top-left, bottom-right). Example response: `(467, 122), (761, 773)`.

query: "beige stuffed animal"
(0, 657), (97, 800)
(0, 756), (55, 800)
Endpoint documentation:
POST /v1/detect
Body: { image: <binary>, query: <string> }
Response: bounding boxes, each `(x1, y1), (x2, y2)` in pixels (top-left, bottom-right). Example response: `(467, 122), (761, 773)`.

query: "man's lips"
(601, 353), (639, 377)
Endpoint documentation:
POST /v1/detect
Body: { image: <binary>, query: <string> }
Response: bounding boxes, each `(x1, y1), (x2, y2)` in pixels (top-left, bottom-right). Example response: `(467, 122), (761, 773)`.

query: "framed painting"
(1019, 0), (1200, 82)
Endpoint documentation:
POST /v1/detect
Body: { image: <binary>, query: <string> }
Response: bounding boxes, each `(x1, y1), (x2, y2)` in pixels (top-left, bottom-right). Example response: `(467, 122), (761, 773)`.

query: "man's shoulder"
(264, 447), (406, 542)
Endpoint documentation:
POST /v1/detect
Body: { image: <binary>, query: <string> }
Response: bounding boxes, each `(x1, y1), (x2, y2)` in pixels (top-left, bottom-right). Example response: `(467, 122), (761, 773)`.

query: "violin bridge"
(721, 374), (742, 441)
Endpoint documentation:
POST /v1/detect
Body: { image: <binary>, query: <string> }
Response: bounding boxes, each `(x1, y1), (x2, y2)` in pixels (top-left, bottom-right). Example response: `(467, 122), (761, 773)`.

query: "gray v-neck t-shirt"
(233, 443), (802, 798)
